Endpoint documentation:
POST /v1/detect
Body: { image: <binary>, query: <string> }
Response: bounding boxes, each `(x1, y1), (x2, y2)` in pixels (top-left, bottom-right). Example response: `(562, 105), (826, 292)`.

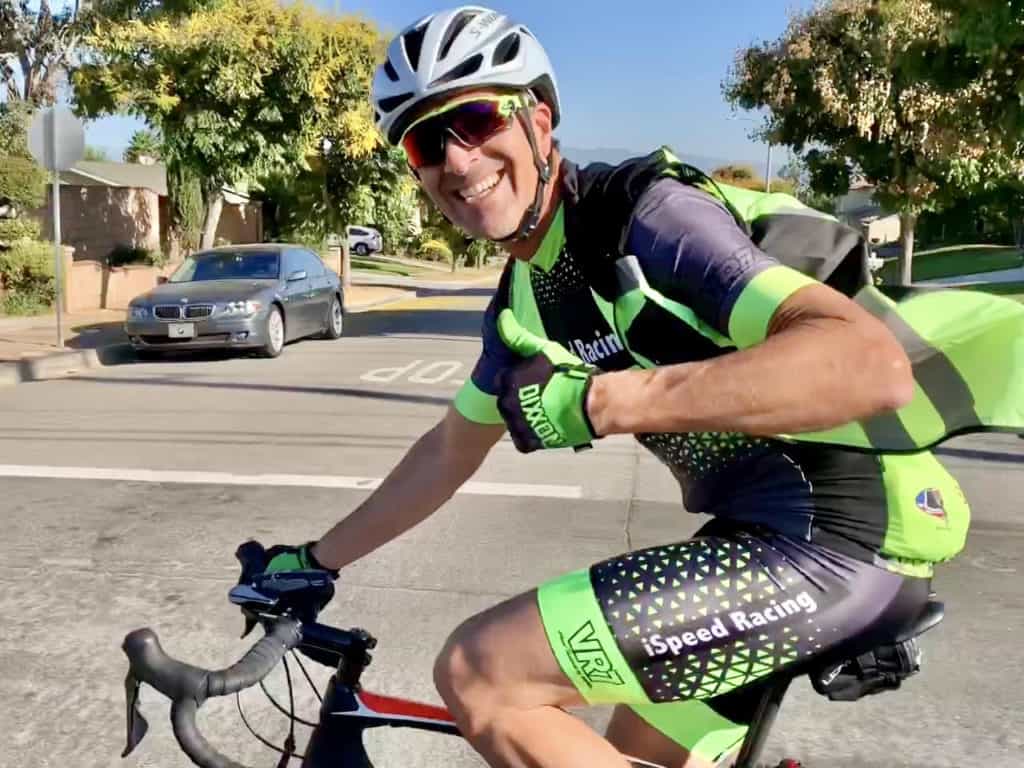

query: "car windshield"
(169, 251), (281, 283)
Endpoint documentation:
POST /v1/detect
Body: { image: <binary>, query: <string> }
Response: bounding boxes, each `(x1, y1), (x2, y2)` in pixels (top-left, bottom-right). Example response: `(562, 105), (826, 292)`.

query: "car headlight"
(128, 306), (150, 320)
(219, 300), (263, 317)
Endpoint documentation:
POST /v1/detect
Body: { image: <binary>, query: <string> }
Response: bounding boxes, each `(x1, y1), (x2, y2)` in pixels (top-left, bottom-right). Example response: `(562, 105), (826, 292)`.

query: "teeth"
(459, 173), (501, 200)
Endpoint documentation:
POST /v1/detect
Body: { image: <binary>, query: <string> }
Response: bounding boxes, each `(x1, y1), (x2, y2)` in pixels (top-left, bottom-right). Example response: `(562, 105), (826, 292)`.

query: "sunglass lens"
(402, 100), (513, 169)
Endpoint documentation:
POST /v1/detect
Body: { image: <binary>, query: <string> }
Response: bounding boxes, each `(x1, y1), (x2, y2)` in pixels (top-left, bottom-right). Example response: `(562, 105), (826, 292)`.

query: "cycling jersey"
(454, 161), (970, 572)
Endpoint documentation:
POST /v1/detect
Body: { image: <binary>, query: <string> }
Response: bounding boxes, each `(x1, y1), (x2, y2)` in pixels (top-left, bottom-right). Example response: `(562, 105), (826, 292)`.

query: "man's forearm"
(587, 316), (913, 438)
(311, 416), (497, 570)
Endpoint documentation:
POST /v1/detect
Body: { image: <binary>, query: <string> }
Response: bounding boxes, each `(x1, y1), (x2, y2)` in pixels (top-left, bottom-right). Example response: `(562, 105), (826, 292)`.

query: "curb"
(0, 343), (136, 387)
(344, 291), (417, 313)
(0, 290), (420, 389)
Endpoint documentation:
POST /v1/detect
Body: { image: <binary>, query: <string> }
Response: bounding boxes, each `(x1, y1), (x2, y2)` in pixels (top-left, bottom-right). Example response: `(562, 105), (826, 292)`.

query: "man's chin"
(455, 215), (519, 242)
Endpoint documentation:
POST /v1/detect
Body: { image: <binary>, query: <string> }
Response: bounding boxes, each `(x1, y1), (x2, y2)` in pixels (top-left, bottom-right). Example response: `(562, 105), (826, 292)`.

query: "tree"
(710, 163), (797, 195)
(82, 145), (109, 161)
(73, 0), (383, 248)
(0, 0), (99, 105)
(0, 100), (47, 244)
(123, 128), (162, 163)
(894, 0), (1024, 149)
(777, 156), (838, 215)
(725, 0), (1024, 285)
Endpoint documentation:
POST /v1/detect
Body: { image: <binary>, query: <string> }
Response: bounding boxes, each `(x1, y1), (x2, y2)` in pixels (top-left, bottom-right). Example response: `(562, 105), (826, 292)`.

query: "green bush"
(107, 244), (165, 268)
(0, 240), (56, 314)
(0, 217), (42, 245)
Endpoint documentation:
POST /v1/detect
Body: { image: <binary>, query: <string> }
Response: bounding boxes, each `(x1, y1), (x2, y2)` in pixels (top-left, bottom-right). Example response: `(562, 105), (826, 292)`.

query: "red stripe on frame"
(358, 691), (457, 723)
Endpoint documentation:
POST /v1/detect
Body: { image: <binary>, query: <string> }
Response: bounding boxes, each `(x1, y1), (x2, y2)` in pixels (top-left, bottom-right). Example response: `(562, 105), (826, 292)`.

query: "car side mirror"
(156, 275), (168, 285)
(287, 270), (308, 282)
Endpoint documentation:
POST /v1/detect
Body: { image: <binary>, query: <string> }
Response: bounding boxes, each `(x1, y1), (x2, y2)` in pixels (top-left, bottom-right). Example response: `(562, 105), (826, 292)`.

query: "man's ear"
(530, 101), (554, 158)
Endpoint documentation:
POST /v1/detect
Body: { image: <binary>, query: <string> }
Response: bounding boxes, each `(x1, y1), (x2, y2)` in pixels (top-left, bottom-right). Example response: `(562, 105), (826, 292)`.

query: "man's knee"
(433, 615), (500, 719)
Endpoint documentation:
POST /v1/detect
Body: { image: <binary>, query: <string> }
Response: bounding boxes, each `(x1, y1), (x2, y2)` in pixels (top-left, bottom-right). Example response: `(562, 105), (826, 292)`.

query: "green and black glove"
(495, 310), (601, 453)
(264, 542), (339, 578)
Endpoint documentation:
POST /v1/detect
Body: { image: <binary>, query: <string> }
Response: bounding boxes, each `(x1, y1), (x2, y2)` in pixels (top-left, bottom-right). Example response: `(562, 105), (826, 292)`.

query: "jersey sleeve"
(624, 178), (817, 348)
(453, 270), (517, 425)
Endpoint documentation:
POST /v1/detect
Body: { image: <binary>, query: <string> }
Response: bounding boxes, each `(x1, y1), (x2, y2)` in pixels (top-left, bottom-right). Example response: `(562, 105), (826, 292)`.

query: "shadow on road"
(345, 307), (484, 339)
(67, 375), (453, 407)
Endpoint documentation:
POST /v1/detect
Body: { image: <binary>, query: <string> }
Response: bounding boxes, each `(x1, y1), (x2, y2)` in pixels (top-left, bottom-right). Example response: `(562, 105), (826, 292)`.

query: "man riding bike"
(259, 7), (974, 767)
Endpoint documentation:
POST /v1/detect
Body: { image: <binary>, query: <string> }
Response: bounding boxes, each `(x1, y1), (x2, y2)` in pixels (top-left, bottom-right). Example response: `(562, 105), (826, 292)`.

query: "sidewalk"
(0, 284), (414, 381)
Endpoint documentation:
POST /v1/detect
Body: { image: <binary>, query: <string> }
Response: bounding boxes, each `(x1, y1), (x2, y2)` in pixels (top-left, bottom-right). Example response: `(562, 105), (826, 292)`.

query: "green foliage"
(418, 238), (453, 262)
(123, 129), (164, 163)
(464, 238), (503, 268)
(83, 146), (110, 161)
(0, 0), (92, 105)
(74, 0), (385, 197)
(166, 158), (204, 252)
(327, 144), (418, 255)
(0, 101), (47, 212)
(711, 163), (796, 195)
(890, 0), (1024, 148)
(0, 217), (42, 244)
(712, 164), (757, 183)
(724, 0), (1023, 215)
(0, 240), (55, 314)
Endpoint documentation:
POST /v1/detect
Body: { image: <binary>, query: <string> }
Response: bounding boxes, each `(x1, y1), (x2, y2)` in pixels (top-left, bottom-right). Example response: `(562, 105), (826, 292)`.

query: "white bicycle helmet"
(372, 6), (561, 146)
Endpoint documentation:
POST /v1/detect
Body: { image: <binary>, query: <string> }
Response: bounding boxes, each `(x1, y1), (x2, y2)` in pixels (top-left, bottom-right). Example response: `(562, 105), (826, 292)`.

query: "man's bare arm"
(311, 408), (505, 570)
(586, 283), (914, 437)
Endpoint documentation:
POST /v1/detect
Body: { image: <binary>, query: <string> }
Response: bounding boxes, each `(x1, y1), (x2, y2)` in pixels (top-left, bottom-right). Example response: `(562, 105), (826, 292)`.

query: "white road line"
(0, 464), (582, 499)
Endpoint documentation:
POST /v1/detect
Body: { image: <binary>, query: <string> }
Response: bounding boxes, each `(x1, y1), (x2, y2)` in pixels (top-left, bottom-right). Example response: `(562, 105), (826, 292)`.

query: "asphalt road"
(0, 291), (1021, 768)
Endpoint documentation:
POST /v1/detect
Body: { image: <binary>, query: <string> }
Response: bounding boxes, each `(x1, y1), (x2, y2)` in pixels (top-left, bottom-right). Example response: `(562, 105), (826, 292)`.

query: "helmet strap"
(498, 105), (554, 243)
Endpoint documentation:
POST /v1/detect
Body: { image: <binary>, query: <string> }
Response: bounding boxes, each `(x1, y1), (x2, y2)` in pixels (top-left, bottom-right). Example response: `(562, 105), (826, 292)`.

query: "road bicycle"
(121, 542), (944, 768)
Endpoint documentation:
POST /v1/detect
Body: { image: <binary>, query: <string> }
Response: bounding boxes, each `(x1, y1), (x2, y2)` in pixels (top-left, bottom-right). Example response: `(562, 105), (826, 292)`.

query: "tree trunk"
(1012, 217), (1024, 250)
(898, 212), (917, 286)
(341, 241), (351, 289)
(200, 191), (224, 250)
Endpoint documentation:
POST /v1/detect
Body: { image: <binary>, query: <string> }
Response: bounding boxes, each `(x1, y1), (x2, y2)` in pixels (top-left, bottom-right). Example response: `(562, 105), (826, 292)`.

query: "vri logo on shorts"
(565, 621), (624, 686)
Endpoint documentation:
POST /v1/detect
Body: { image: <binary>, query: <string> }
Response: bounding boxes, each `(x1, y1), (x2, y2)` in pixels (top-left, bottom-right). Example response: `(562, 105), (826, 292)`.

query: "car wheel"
(321, 294), (344, 339)
(260, 306), (285, 358)
(354, 243), (369, 256)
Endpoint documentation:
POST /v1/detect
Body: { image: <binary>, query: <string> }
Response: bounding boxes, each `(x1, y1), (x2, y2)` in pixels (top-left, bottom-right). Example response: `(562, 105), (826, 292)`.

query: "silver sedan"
(125, 244), (344, 358)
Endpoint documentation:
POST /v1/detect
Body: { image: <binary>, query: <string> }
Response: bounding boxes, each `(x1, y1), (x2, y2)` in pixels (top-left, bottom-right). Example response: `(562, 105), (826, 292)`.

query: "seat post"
(731, 676), (793, 768)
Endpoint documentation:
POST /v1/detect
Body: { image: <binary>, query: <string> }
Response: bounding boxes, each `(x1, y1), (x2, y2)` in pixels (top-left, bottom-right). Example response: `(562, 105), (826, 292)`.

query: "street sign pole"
(48, 111), (65, 348)
(28, 106), (84, 350)
(52, 167), (63, 348)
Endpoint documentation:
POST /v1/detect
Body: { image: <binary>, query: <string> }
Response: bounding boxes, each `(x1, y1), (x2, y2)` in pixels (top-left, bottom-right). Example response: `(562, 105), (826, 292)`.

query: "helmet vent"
(402, 24), (428, 71)
(430, 53), (484, 87)
(383, 59), (399, 82)
(379, 92), (415, 114)
(492, 32), (520, 66)
(439, 10), (479, 60)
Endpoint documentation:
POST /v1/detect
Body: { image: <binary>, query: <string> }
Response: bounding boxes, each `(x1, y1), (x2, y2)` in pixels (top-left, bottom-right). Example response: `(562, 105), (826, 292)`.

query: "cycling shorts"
(536, 519), (931, 763)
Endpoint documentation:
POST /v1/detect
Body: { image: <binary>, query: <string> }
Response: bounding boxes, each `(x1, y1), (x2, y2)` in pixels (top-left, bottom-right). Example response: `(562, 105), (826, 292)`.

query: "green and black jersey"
(455, 161), (970, 574)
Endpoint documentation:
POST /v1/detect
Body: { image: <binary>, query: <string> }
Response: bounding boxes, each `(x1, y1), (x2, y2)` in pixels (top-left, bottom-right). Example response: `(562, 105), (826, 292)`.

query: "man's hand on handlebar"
(264, 541), (340, 579)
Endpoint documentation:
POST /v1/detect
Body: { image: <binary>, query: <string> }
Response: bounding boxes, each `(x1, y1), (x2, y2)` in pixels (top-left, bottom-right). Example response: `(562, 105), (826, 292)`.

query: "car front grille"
(154, 305), (182, 320)
(184, 304), (213, 319)
(140, 333), (231, 345)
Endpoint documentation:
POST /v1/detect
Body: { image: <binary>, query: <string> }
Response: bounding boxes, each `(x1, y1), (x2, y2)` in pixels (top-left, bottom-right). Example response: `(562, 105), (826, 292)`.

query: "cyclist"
(260, 7), (971, 767)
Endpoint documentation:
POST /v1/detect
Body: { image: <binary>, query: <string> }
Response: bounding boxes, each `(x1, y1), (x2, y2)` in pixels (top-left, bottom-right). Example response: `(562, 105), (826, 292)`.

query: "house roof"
(62, 161), (168, 196)
(59, 161), (252, 203)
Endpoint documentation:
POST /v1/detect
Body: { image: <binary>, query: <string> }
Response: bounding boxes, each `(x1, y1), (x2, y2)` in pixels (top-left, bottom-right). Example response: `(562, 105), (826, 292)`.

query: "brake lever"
(122, 673), (149, 757)
(234, 541), (270, 637)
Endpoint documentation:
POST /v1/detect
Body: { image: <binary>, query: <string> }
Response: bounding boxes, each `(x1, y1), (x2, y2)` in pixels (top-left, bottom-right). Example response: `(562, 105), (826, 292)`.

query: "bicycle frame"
(300, 677), (461, 768)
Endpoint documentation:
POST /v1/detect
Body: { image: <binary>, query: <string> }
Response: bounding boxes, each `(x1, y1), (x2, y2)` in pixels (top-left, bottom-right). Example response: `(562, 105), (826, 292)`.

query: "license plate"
(168, 323), (195, 338)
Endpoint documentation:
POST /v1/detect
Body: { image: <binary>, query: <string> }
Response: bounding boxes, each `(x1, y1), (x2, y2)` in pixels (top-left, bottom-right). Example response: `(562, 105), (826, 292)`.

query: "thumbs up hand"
(494, 309), (601, 453)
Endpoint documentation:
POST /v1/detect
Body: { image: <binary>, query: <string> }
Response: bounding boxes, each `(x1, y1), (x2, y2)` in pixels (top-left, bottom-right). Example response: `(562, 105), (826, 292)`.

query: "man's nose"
(443, 135), (477, 175)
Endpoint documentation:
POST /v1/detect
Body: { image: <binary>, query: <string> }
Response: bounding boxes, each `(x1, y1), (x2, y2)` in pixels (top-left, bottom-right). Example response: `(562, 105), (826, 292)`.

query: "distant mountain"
(561, 146), (737, 174)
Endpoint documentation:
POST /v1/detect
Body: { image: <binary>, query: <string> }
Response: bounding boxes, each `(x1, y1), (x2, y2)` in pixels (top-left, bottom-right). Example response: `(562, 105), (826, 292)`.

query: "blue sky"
(84, 0), (815, 168)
